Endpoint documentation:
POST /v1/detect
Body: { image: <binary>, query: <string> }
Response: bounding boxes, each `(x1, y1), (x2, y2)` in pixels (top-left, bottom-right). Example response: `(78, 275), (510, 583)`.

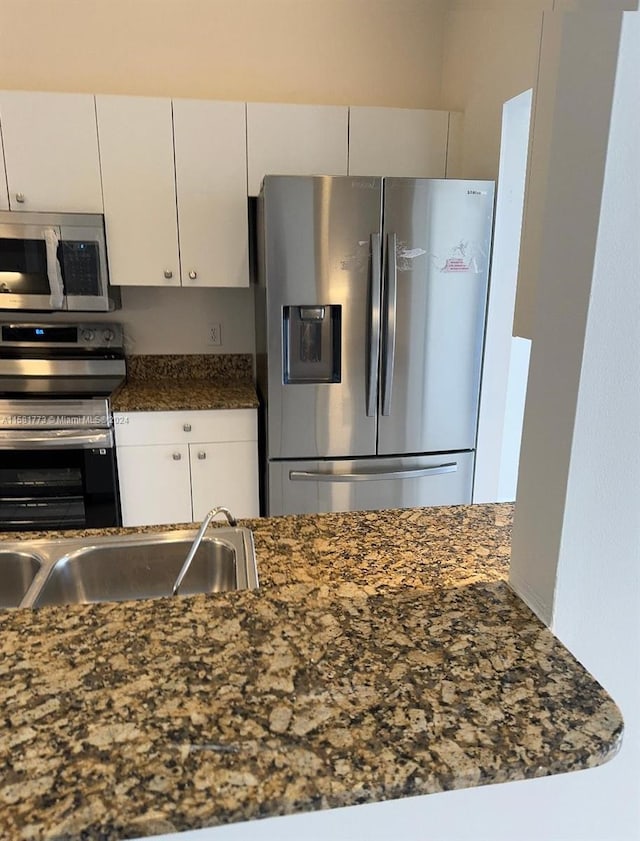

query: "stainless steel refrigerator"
(254, 175), (495, 516)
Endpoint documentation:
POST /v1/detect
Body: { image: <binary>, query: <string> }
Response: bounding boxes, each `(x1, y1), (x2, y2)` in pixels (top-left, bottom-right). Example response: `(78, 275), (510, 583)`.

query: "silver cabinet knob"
(188, 270), (197, 280)
(164, 269), (173, 279)
(102, 328), (115, 342)
(15, 193), (25, 203)
(172, 452), (182, 461)
(197, 451), (206, 460)
(183, 423), (191, 432)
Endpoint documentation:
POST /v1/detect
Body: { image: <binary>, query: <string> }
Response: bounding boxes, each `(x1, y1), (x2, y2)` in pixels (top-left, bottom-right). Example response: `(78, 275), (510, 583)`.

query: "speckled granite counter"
(0, 505), (623, 840)
(111, 354), (258, 412)
(112, 378), (258, 412)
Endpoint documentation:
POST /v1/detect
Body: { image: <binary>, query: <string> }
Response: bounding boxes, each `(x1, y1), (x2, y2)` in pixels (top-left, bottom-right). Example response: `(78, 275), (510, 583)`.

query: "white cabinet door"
(348, 107), (450, 178)
(96, 95), (180, 287)
(173, 99), (249, 288)
(0, 128), (8, 211)
(0, 91), (103, 212)
(117, 444), (192, 527)
(246, 103), (348, 196)
(190, 441), (259, 521)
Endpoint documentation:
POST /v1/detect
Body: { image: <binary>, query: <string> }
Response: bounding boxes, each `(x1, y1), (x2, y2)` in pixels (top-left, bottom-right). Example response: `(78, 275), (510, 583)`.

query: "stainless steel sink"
(0, 528), (258, 609)
(0, 551), (43, 608)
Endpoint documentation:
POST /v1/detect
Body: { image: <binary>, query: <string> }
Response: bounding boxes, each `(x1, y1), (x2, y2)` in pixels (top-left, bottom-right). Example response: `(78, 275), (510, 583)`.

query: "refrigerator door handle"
(289, 462), (458, 483)
(367, 232), (382, 417)
(381, 231), (397, 416)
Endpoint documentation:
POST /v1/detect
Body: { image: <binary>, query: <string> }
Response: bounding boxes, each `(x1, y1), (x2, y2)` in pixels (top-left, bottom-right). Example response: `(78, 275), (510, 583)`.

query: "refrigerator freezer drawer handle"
(367, 232), (382, 417)
(382, 232), (398, 416)
(289, 463), (458, 483)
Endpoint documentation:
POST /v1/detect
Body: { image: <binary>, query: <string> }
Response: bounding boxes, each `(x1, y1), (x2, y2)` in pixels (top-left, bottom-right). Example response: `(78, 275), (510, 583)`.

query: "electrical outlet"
(208, 323), (222, 347)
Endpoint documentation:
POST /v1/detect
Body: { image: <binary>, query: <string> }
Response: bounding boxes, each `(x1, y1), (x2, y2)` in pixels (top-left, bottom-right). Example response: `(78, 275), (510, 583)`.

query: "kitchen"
(0, 2), (638, 841)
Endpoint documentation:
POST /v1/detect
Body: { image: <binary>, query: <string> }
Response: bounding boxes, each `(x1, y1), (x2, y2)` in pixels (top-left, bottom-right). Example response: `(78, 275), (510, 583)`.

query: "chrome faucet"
(172, 507), (238, 596)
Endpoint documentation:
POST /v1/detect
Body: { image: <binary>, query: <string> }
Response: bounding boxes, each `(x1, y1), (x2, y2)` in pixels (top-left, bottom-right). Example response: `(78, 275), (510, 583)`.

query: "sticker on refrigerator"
(435, 240), (485, 274)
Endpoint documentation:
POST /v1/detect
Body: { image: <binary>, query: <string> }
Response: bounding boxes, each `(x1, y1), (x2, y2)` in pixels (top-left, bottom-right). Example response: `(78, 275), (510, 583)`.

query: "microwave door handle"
(367, 232), (382, 417)
(381, 232), (398, 416)
(43, 227), (65, 309)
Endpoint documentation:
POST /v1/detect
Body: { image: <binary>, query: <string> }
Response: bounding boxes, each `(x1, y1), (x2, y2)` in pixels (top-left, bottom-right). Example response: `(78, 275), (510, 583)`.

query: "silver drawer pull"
(183, 423), (192, 432)
(15, 192), (25, 203)
(197, 451), (206, 460)
(164, 269), (173, 279)
(289, 463), (458, 483)
(188, 270), (197, 280)
(172, 452), (182, 461)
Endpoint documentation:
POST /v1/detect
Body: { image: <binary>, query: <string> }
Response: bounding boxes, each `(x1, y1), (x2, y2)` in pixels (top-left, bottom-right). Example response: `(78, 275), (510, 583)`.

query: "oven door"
(0, 429), (121, 531)
(0, 220), (64, 311)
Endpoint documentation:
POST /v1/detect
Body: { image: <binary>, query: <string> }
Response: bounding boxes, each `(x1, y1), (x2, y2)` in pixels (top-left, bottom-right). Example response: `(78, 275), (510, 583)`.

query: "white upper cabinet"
(0, 91), (103, 212)
(96, 95), (180, 287)
(173, 99), (249, 288)
(246, 103), (349, 195)
(348, 107), (450, 178)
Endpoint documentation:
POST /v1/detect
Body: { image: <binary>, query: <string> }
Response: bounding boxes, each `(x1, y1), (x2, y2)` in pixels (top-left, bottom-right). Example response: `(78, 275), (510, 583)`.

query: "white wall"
(473, 89), (532, 504)
(510, 8), (640, 840)
(510, 9), (624, 622)
(550, 7), (640, 827)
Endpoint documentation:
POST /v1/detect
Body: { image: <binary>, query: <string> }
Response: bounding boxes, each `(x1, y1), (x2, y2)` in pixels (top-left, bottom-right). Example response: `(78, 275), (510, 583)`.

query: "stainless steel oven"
(0, 323), (125, 532)
(0, 211), (120, 312)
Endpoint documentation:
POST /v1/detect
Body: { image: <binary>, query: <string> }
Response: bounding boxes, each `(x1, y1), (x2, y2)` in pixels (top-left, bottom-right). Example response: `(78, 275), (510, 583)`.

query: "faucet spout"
(172, 507), (238, 596)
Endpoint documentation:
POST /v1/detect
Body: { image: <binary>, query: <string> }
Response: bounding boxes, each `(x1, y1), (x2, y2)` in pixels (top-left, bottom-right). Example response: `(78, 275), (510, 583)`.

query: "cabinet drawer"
(114, 409), (257, 446)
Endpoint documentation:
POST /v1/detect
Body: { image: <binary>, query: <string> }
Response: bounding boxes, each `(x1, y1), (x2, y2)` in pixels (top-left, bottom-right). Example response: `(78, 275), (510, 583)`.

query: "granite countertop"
(0, 505), (623, 840)
(111, 353), (259, 412)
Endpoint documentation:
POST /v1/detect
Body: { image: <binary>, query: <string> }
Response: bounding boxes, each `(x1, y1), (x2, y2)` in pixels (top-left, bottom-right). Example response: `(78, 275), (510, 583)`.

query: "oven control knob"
(102, 328), (115, 343)
(81, 329), (95, 342)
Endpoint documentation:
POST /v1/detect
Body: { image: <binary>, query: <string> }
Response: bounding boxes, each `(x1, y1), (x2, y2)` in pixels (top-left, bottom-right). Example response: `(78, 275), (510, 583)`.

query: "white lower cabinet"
(115, 443), (193, 526)
(114, 409), (259, 527)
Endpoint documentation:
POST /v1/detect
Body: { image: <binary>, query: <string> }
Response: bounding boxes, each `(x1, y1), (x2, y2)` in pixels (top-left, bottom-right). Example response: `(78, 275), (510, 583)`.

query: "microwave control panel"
(59, 242), (101, 296)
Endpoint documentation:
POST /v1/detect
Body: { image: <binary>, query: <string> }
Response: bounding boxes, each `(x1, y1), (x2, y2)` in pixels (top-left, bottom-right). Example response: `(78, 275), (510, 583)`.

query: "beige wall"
(441, 0), (550, 180)
(0, 0), (446, 107)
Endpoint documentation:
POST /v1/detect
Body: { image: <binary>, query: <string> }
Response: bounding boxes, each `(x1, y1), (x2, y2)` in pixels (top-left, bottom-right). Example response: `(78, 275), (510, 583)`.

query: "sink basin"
(34, 535), (240, 607)
(0, 551), (42, 608)
(0, 528), (258, 609)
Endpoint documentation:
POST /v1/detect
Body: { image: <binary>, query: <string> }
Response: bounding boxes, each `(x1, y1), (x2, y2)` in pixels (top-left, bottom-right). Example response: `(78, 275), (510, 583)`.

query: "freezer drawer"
(267, 452), (474, 516)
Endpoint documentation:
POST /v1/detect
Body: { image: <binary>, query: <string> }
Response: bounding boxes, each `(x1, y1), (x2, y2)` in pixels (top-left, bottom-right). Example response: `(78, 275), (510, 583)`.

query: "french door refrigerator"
(254, 175), (495, 516)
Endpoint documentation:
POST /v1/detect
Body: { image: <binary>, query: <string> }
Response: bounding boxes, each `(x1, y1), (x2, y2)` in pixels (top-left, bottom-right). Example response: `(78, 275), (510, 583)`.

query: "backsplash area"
(0, 286), (255, 356)
(126, 353), (253, 381)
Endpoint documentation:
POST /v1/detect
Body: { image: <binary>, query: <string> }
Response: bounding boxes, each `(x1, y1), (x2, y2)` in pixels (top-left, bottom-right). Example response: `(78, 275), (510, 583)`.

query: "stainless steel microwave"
(0, 211), (120, 312)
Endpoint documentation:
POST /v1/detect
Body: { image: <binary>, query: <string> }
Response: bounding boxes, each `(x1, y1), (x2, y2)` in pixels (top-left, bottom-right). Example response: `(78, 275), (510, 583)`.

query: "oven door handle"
(0, 429), (114, 450)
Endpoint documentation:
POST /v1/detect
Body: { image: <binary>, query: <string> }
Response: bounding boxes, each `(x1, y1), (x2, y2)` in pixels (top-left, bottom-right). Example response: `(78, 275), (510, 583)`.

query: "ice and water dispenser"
(283, 305), (341, 384)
